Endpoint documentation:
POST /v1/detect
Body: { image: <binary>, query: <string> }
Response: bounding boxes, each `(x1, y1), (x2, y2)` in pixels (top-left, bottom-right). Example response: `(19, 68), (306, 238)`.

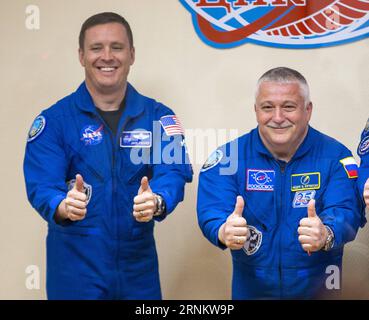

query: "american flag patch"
(159, 115), (184, 136)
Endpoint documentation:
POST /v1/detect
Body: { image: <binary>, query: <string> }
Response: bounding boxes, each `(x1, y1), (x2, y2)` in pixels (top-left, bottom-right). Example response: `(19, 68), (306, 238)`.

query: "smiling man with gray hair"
(197, 67), (365, 299)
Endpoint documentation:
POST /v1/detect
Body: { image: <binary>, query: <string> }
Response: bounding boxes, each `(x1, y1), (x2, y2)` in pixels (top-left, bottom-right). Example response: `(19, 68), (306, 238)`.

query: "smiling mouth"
(97, 67), (118, 72)
(268, 126), (292, 130)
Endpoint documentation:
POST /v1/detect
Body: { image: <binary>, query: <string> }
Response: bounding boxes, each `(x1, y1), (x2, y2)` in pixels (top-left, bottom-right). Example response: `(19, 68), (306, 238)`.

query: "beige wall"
(0, 0), (368, 299)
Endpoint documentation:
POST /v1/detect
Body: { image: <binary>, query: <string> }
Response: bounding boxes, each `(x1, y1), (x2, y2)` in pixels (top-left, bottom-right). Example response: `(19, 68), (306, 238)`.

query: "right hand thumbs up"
(56, 174), (88, 222)
(218, 196), (249, 250)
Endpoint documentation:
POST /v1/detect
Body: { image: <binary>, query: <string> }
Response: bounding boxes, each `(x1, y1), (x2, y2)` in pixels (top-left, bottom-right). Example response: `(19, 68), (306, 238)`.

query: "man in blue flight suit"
(357, 118), (369, 210)
(23, 12), (192, 299)
(197, 67), (365, 299)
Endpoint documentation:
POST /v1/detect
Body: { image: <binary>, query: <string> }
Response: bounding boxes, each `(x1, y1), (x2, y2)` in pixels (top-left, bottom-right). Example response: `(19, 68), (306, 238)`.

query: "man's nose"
(101, 47), (113, 60)
(272, 107), (285, 124)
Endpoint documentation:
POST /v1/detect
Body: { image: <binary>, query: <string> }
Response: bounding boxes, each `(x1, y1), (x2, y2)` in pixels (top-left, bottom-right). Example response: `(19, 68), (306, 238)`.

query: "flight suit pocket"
(50, 223), (102, 236)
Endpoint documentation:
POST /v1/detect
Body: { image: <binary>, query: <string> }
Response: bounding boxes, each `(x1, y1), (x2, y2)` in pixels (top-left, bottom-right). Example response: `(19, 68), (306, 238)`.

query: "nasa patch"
(80, 125), (104, 146)
(292, 190), (316, 208)
(201, 150), (223, 172)
(242, 225), (262, 256)
(246, 169), (275, 192)
(120, 131), (152, 148)
(67, 179), (92, 205)
(27, 115), (46, 142)
(358, 136), (369, 156)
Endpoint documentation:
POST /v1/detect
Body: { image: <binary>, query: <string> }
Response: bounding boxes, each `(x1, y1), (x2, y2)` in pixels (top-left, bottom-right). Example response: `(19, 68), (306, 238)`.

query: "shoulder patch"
(340, 157), (358, 179)
(358, 136), (369, 157)
(27, 115), (46, 142)
(159, 115), (184, 136)
(201, 150), (223, 172)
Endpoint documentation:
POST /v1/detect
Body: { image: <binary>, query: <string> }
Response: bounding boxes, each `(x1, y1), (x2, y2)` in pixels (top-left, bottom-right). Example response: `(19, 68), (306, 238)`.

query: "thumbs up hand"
(298, 199), (327, 253)
(364, 178), (369, 208)
(218, 196), (249, 250)
(133, 177), (157, 223)
(56, 174), (88, 222)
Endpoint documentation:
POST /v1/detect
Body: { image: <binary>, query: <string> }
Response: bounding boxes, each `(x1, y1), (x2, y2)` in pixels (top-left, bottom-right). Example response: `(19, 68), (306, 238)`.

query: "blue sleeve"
(319, 151), (365, 249)
(23, 112), (68, 225)
(197, 144), (239, 250)
(149, 104), (193, 221)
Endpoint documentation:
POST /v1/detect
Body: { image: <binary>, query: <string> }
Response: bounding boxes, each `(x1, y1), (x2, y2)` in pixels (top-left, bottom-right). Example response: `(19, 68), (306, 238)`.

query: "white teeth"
(100, 67), (115, 72)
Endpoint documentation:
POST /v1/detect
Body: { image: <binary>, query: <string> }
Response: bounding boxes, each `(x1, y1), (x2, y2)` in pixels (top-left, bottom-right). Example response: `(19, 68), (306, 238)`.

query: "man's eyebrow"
(258, 100), (274, 105)
(88, 42), (103, 47)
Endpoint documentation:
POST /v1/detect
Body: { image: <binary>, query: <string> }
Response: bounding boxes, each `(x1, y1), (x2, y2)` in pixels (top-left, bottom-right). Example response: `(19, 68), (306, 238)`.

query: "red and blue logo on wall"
(180, 0), (369, 48)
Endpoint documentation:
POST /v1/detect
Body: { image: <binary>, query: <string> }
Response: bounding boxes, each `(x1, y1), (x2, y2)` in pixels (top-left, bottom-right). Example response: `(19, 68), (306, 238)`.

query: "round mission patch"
(358, 136), (369, 156)
(27, 115), (46, 142)
(201, 149), (223, 172)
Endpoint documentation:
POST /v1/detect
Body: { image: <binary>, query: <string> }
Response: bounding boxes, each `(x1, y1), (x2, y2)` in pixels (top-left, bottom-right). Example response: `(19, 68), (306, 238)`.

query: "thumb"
(307, 199), (317, 218)
(74, 174), (84, 192)
(233, 196), (245, 218)
(139, 176), (151, 194)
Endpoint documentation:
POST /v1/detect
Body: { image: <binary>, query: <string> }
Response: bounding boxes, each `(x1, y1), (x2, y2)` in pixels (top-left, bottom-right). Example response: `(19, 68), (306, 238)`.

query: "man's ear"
(78, 48), (85, 67)
(306, 101), (313, 121)
(130, 46), (135, 66)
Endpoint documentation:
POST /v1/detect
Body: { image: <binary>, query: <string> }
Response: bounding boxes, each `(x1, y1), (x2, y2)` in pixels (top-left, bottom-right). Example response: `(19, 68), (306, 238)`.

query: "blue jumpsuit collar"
(74, 81), (145, 120)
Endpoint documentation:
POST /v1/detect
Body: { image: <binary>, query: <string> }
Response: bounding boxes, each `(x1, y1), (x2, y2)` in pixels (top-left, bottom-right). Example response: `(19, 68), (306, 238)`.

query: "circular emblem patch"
(27, 115), (46, 142)
(300, 175), (310, 185)
(242, 225), (262, 256)
(81, 125), (104, 146)
(201, 149), (223, 172)
(358, 136), (369, 156)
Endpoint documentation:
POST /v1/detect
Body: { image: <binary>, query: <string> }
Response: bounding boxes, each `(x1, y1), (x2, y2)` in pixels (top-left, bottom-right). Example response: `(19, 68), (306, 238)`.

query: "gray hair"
(255, 67), (311, 106)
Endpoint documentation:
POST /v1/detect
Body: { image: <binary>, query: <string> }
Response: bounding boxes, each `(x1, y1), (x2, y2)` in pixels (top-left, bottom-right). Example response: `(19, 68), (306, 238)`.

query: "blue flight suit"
(197, 127), (364, 299)
(357, 118), (369, 199)
(24, 82), (193, 299)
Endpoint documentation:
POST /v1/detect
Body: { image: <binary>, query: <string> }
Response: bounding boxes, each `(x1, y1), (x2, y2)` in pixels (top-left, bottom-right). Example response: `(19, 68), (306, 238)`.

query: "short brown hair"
(79, 12), (133, 49)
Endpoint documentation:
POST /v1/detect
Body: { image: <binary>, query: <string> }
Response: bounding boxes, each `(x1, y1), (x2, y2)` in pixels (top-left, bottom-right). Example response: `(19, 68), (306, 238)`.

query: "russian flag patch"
(339, 157), (358, 179)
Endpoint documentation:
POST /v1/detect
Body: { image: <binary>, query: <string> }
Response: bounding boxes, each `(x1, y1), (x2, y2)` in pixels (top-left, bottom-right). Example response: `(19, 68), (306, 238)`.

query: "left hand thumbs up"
(298, 199), (327, 253)
(133, 176), (156, 223)
(138, 176), (152, 195)
(307, 199), (317, 218)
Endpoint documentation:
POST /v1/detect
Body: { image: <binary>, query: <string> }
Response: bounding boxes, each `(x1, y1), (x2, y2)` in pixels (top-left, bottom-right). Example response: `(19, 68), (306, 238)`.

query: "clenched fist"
(56, 174), (88, 222)
(133, 176), (157, 223)
(298, 199), (327, 253)
(218, 196), (248, 250)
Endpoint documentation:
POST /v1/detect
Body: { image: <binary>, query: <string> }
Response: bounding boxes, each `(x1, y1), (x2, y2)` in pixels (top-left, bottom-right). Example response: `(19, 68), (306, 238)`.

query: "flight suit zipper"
(93, 112), (130, 299)
(278, 160), (287, 299)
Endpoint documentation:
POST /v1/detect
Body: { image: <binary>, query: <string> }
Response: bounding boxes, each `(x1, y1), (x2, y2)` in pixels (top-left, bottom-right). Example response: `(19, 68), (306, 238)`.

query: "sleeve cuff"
(48, 194), (66, 225)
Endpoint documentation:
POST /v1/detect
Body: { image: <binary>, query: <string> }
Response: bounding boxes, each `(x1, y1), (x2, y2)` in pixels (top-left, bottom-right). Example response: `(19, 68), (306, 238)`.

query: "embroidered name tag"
(120, 131), (152, 148)
(291, 172), (320, 192)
